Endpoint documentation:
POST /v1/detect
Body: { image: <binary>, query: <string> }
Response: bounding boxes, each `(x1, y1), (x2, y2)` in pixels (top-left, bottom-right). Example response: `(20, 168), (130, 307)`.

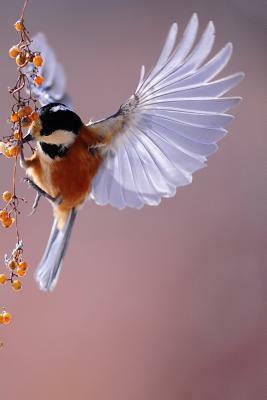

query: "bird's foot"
(24, 178), (62, 208)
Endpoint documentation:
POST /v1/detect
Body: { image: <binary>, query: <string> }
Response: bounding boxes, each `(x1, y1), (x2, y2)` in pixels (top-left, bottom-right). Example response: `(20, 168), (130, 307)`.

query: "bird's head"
(23, 103), (82, 159)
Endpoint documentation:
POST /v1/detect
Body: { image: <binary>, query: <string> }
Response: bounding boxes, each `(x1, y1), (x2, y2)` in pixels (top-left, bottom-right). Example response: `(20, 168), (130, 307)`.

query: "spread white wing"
(24, 33), (72, 108)
(88, 13), (244, 209)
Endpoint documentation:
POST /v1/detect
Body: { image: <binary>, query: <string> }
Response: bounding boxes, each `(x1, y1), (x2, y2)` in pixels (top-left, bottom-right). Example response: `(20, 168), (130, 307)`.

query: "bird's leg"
(24, 178), (63, 208)
(29, 192), (41, 216)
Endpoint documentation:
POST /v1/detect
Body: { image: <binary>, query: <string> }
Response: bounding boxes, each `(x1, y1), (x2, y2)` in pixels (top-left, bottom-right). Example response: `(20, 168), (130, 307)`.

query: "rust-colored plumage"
(24, 125), (105, 228)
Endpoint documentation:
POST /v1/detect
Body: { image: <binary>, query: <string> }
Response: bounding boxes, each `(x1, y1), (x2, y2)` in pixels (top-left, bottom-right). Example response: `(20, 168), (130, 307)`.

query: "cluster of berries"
(9, 20), (44, 86)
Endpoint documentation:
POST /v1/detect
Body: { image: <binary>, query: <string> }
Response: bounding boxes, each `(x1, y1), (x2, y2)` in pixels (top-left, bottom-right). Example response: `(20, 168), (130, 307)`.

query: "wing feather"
(89, 14), (244, 209)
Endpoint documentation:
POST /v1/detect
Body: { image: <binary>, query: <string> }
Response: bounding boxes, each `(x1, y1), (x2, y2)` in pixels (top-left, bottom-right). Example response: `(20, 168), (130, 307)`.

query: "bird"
(20, 13), (244, 291)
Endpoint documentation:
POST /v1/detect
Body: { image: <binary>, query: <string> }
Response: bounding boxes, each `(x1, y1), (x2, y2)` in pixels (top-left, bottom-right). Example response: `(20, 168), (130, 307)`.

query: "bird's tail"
(35, 208), (77, 291)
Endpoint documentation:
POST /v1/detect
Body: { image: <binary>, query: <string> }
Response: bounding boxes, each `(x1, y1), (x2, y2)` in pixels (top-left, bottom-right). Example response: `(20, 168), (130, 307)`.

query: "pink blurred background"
(0, 0), (266, 399)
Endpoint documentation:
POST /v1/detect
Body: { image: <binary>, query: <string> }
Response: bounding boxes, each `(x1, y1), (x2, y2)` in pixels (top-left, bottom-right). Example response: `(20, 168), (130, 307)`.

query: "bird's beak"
(22, 133), (34, 143)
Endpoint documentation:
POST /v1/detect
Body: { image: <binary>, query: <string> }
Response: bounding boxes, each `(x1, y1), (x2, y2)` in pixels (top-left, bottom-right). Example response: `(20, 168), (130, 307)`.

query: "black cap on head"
(39, 103), (82, 136)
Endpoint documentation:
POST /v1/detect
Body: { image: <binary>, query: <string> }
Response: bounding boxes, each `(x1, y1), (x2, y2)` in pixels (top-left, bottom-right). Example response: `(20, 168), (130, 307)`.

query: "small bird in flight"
(20, 14), (244, 291)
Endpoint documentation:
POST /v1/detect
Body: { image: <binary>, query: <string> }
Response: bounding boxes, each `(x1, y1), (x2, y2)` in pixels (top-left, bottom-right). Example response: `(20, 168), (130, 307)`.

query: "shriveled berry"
(12, 280), (22, 291)
(0, 274), (7, 285)
(2, 191), (12, 203)
(16, 53), (27, 67)
(21, 117), (31, 128)
(9, 45), (20, 58)
(14, 20), (22, 31)
(10, 112), (19, 123)
(2, 311), (11, 325)
(8, 260), (17, 270)
(34, 75), (44, 86)
(33, 54), (43, 67)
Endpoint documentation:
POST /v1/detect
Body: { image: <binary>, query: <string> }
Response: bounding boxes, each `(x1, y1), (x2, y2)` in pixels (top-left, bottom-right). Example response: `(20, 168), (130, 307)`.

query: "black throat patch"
(40, 142), (69, 159)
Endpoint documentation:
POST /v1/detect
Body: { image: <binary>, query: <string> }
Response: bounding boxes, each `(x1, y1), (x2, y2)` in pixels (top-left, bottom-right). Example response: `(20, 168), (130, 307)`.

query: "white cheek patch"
(40, 130), (76, 146)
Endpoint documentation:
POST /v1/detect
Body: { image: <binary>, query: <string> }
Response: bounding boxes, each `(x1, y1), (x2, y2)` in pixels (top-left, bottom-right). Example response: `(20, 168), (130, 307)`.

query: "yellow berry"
(12, 280), (22, 291)
(9, 45), (20, 59)
(2, 311), (11, 325)
(17, 268), (26, 277)
(2, 191), (12, 203)
(10, 112), (19, 123)
(0, 274), (7, 285)
(0, 210), (8, 220)
(8, 260), (17, 270)
(16, 53), (27, 67)
(34, 75), (44, 86)
(14, 20), (22, 31)
(33, 54), (43, 67)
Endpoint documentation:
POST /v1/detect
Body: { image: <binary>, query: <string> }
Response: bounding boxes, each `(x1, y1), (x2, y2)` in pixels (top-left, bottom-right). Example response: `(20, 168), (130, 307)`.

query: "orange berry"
(17, 268), (26, 277)
(34, 75), (44, 86)
(18, 261), (28, 271)
(14, 20), (22, 31)
(10, 112), (19, 123)
(16, 53), (27, 67)
(13, 130), (21, 140)
(8, 260), (17, 271)
(2, 311), (11, 325)
(2, 217), (15, 228)
(12, 280), (22, 291)
(18, 106), (32, 118)
(2, 191), (12, 202)
(29, 111), (39, 122)
(0, 274), (7, 285)
(0, 313), (4, 324)
(33, 54), (43, 67)
(9, 45), (20, 59)
(8, 145), (19, 157)
(0, 210), (8, 220)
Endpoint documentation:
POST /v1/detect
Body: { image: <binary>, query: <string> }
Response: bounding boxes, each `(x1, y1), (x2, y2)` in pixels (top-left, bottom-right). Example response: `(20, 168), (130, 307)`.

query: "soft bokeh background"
(0, 0), (266, 399)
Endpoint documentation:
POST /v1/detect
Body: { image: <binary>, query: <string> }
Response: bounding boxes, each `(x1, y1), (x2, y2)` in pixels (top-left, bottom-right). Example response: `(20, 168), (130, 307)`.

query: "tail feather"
(35, 208), (77, 291)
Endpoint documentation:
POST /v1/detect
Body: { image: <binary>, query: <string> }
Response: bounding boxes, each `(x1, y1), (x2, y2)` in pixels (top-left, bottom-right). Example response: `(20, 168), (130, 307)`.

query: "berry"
(2, 191), (12, 203)
(17, 268), (26, 277)
(14, 20), (22, 31)
(0, 142), (6, 153)
(33, 54), (43, 67)
(29, 111), (39, 122)
(18, 261), (28, 271)
(8, 260), (17, 270)
(2, 217), (15, 228)
(10, 112), (19, 123)
(0, 210), (8, 220)
(2, 311), (11, 325)
(0, 313), (3, 324)
(12, 280), (22, 291)
(8, 145), (19, 157)
(9, 46), (20, 59)
(16, 53), (27, 67)
(0, 274), (7, 285)
(13, 130), (21, 140)
(18, 106), (32, 118)
(34, 75), (44, 86)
